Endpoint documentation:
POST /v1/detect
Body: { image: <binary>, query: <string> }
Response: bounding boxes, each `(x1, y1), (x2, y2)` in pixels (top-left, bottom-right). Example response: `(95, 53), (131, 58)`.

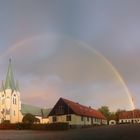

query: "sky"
(0, 0), (140, 111)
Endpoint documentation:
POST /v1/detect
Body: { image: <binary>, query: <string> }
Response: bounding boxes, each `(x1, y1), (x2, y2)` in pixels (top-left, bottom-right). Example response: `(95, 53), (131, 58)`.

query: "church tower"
(0, 59), (21, 123)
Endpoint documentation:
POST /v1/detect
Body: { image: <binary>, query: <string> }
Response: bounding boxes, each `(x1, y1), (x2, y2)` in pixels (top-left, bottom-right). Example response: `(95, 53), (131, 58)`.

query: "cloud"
(1, 0), (140, 110)
(21, 74), (64, 108)
(0, 35), (134, 111)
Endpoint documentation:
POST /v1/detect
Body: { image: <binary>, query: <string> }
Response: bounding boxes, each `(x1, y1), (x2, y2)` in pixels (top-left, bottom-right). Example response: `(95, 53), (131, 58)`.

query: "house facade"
(48, 98), (107, 127)
(119, 110), (140, 124)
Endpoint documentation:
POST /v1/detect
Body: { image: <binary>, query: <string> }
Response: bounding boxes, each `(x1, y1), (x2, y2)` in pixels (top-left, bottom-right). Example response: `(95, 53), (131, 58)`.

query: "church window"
(14, 110), (15, 116)
(15, 98), (16, 105)
(13, 98), (17, 105)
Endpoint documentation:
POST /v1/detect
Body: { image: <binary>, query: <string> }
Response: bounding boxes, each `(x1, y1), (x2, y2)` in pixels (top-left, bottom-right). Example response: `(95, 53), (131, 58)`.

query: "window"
(15, 98), (16, 105)
(66, 115), (71, 121)
(95, 118), (98, 122)
(87, 117), (89, 121)
(55, 106), (64, 115)
(13, 98), (17, 105)
(81, 116), (84, 121)
(14, 110), (15, 116)
(52, 116), (57, 122)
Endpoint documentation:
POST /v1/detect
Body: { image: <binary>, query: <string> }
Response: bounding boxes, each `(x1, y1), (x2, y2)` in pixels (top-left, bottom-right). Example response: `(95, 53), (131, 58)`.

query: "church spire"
(5, 59), (16, 90)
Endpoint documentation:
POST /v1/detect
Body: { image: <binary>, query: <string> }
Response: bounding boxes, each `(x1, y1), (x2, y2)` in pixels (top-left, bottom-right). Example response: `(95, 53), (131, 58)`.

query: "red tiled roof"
(119, 110), (140, 119)
(62, 98), (106, 120)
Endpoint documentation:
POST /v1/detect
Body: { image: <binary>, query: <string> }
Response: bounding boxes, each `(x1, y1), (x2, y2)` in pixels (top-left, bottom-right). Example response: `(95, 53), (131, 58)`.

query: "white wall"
(0, 89), (21, 123)
(42, 118), (49, 124)
(49, 114), (107, 126)
(119, 118), (140, 124)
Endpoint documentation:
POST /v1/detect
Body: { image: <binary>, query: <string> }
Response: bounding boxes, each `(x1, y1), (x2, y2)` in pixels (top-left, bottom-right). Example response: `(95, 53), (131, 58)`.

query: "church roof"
(62, 98), (106, 119)
(21, 103), (51, 117)
(5, 59), (16, 90)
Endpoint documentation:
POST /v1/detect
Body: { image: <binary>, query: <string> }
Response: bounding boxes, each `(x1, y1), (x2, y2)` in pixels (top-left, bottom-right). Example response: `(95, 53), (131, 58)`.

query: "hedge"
(0, 123), (69, 130)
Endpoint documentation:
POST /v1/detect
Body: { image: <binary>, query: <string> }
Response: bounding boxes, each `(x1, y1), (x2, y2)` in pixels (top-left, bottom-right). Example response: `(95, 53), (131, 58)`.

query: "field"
(0, 124), (140, 140)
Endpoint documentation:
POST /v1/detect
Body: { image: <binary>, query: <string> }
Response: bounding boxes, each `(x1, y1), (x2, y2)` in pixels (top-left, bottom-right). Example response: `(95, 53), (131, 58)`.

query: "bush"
(0, 124), (17, 130)
(46, 122), (69, 130)
(0, 122), (69, 130)
(31, 124), (47, 130)
(22, 113), (40, 124)
(16, 123), (31, 130)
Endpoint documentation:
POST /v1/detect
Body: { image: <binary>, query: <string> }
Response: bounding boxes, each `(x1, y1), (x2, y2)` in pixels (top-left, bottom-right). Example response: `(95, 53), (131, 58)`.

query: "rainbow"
(1, 34), (135, 110)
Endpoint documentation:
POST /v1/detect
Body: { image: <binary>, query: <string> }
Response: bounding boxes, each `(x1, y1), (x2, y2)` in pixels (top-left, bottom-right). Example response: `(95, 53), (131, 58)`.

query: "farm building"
(48, 98), (107, 127)
(119, 110), (140, 124)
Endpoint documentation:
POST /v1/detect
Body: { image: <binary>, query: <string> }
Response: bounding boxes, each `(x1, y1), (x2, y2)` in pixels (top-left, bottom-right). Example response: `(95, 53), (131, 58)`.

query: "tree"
(115, 109), (126, 122)
(98, 107), (126, 124)
(22, 113), (40, 124)
(98, 106), (111, 120)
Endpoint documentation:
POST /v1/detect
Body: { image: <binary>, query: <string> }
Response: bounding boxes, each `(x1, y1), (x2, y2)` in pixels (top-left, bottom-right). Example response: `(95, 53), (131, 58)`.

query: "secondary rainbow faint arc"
(1, 34), (135, 110)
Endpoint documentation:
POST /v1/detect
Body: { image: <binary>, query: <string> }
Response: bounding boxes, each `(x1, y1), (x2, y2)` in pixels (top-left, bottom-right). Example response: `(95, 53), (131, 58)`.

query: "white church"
(0, 59), (50, 123)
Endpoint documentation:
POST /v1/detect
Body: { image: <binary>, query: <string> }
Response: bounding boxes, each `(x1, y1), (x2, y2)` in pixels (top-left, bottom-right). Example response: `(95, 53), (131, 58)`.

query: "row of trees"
(98, 106), (125, 122)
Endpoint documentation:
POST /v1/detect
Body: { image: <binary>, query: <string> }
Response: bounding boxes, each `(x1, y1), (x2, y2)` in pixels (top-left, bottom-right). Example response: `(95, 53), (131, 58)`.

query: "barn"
(119, 110), (140, 124)
(48, 98), (107, 127)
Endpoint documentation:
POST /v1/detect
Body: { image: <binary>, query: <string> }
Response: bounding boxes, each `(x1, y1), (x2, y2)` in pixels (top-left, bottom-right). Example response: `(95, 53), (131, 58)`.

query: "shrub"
(22, 113), (40, 124)
(16, 123), (31, 130)
(46, 122), (69, 130)
(0, 124), (17, 130)
(0, 122), (69, 130)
